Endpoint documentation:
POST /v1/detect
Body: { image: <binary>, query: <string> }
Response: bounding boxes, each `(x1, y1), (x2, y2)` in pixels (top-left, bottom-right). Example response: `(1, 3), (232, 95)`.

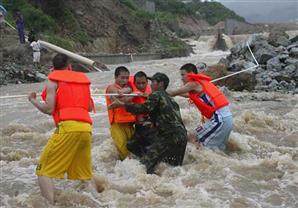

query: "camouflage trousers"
(140, 131), (187, 174)
(127, 124), (158, 158)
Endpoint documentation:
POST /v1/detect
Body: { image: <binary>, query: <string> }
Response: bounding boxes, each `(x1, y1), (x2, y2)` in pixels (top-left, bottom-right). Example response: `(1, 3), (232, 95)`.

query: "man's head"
(53, 54), (69, 70)
(114, 66), (130, 87)
(179, 63), (198, 84)
(148, 72), (170, 92)
(134, 71), (148, 92)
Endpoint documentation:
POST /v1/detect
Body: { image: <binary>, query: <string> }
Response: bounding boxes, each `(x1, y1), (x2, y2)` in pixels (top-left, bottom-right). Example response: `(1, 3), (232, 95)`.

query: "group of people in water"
(28, 53), (233, 204)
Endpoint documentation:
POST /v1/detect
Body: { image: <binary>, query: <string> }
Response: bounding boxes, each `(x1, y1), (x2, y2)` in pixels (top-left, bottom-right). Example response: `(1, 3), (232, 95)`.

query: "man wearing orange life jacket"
(105, 66), (136, 160)
(108, 72), (187, 174)
(28, 54), (99, 204)
(168, 63), (233, 150)
(126, 71), (158, 158)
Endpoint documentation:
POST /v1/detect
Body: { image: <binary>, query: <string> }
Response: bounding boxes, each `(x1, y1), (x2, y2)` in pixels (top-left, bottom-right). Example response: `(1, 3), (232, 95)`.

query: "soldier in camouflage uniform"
(109, 72), (187, 174)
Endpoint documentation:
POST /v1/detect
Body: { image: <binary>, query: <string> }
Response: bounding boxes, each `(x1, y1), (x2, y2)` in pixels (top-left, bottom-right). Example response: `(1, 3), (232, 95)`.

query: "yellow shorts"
(110, 123), (134, 160)
(36, 121), (93, 180)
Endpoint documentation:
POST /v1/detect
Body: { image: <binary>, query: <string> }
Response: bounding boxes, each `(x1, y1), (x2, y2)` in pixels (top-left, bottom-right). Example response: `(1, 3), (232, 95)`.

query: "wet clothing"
(37, 70), (94, 180)
(127, 123), (158, 158)
(187, 73), (229, 119)
(187, 73), (233, 150)
(105, 83), (135, 160)
(125, 90), (187, 174)
(42, 70), (93, 126)
(36, 121), (93, 180)
(109, 123), (135, 160)
(127, 79), (154, 158)
(193, 94), (233, 150)
(105, 84), (136, 124)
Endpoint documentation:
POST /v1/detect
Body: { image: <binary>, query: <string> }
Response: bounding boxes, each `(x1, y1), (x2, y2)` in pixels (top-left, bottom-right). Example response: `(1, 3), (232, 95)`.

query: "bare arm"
(167, 82), (201, 97)
(118, 87), (132, 94)
(106, 84), (133, 102)
(28, 81), (56, 115)
(178, 93), (189, 98)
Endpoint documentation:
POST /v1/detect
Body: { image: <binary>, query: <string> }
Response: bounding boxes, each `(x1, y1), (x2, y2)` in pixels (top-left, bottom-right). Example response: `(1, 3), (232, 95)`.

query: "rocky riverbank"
(219, 31), (298, 93)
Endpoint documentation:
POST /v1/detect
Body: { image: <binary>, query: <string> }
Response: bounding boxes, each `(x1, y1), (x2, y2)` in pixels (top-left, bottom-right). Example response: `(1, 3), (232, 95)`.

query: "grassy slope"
(2, 0), (245, 52)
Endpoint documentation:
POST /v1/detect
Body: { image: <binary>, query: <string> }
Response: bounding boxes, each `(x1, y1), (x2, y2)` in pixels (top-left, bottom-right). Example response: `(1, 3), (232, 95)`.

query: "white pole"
(39, 41), (102, 70)
(92, 93), (139, 97)
(0, 93), (140, 99)
(4, 20), (103, 72)
(0, 94), (29, 99)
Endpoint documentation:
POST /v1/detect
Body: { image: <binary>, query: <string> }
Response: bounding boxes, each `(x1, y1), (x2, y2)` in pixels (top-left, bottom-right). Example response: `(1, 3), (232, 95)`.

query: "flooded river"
(0, 38), (297, 208)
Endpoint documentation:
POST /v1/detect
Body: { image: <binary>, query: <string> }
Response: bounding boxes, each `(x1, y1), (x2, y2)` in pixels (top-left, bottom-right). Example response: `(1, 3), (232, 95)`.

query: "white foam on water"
(1, 38), (298, 208)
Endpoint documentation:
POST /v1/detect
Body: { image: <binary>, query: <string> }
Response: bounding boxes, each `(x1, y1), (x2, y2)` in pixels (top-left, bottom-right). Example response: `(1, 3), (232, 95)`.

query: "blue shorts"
(194, 106), (233, 150)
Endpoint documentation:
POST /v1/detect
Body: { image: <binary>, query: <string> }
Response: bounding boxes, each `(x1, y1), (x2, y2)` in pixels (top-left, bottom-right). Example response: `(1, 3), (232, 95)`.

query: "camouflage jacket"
(125, 90), (186, 137)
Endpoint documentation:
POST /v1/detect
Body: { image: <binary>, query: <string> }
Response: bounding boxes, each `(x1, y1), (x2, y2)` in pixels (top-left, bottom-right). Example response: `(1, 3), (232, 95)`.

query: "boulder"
(35, 72), (47, 82)
(267, 57), (282, 71)
(285, 58), (298, 66)
(289, 35), (298, 43)
(228, 60), (245, 72)
(289, 47), (298, 58)
(255, 48), (276, 64)
(284, 64), (297, 76)
(230, 42), (247, 55)
(223, 72), (257, 91)
(268, 30), (290, 47)
(277, 54), (289, 63)
(287, 43), (298, 51)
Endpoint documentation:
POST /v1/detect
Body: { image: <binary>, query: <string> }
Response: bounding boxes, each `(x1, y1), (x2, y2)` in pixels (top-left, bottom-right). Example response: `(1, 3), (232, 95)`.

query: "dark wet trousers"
(139, 132), (187, 174)
(127, 124), (158, 158)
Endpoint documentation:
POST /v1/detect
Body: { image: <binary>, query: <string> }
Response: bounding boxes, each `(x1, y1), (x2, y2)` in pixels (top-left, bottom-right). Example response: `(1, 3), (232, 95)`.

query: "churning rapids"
(0, 37), (297, 208)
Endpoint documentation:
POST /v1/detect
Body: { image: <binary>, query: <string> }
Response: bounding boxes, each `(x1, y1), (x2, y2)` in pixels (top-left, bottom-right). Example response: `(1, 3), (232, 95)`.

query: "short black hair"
(134, 71), (147, 82)
(180, 63), (198, 74)
(115, 66), (129, 77)
(53, 54), (69, 70)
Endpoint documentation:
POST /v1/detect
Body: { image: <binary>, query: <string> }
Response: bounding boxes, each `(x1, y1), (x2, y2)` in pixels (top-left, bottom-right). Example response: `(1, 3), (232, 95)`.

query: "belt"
(33, 50), (40, 52)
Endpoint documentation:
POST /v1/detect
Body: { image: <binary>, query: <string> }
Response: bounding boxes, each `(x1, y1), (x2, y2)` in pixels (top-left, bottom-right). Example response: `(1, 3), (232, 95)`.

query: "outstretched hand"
(108, 97), (125, 110)
(28, 92), (37, 102)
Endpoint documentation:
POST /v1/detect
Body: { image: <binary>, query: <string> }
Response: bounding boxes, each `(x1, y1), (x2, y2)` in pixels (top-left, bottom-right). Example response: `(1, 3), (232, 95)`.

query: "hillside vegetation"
(2, 0), (245, 53)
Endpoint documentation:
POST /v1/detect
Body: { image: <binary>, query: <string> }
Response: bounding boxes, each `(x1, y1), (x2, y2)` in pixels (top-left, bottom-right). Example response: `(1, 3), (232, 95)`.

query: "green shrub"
(158, 36), (185, 50)
(121, 0), (138, 10)
(155, 12), (176, 23)
(62, 9), (80, 31)
(3, 0), (57, 32)
(135, 10), (155, 19)
(44, 0), (65, 19)
(46, 35), (75, 51)
(72, 31), (92, 45)
(22, 6), (57, 32)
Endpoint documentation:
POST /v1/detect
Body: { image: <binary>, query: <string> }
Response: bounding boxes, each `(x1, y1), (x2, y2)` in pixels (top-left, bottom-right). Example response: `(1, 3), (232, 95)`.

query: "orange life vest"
(187, 73), (229, 119)
(41, 70), (93, 125)
(128, 76), (152, 104)
(128, 76), (152, 122)
(105, 83), (136, 124)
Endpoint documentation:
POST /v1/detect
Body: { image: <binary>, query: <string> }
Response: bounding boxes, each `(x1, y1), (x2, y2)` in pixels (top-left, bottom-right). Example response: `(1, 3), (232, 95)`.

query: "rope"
(0, 93), (139, 99)
(0, 38), (259, 99)
(211, 42), (259, 83)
